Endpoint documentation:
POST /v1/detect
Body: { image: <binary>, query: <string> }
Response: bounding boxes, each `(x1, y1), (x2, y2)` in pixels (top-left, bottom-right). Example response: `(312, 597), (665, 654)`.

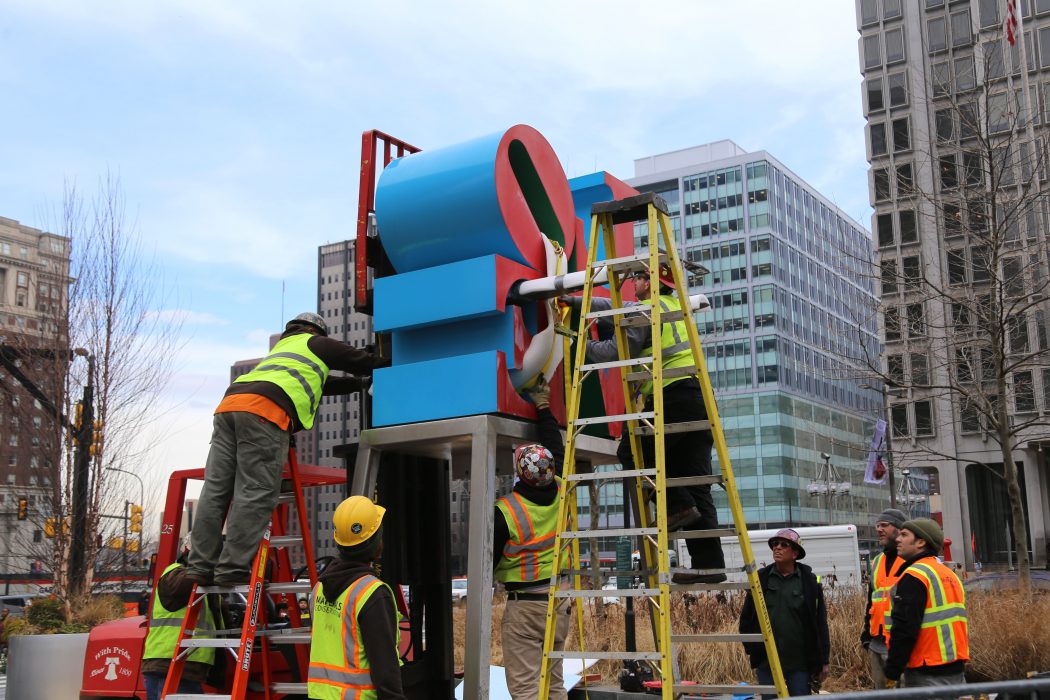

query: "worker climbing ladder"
(161, 447), (319, 699)
(537, 192), (788, 699)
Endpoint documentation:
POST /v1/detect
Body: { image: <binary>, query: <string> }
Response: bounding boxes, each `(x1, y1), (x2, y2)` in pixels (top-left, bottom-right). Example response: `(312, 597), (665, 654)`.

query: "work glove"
(557, 295), (581, 308)
(526, 378), (551, 410)
(885, 680), (898, 689)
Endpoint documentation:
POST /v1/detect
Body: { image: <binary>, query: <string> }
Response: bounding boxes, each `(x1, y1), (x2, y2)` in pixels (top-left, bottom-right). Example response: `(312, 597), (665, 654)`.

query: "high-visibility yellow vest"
(639, 294), (694, 396)
(869, 552), (906, 638)
(142, 563), (215, 666)
(494, 478), (569, 584)
(234, 333), (329, 429)
(886, 556), (969, 668)
(308, 574), (400, 700)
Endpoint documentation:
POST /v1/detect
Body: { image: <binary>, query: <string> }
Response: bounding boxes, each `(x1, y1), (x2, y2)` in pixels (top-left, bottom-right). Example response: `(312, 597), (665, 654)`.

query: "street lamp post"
(106, 467), (145, 556)
(68, 348), (95, 597)
(861, 382), (897, 509)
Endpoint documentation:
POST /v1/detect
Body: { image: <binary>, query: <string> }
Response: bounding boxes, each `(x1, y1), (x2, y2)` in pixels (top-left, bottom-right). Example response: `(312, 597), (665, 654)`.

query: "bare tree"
(844, 38), (1050, 595)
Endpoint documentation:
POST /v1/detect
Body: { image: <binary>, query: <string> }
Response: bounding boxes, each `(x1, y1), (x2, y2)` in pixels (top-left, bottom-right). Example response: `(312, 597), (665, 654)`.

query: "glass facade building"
(628, 141), (887, 543)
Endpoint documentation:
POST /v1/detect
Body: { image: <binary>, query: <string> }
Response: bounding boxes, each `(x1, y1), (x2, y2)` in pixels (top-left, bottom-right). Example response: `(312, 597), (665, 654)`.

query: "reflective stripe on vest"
(639, 295), (694, 396)
(142, 563), (215, 666)
(233, 333), (329, 429)
(494, 479), (569, 584)
(886, 557), (969, 668)
(308, 574), (400, 700)
(868, 552), (906, 638)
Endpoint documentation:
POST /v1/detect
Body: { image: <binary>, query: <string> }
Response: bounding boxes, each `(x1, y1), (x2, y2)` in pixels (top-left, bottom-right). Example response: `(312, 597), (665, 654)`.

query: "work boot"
(172, 570), (212, 600)
(666, 507), (701, 532)
(672, 572), (728, 585)
(213, 573), (251, 588)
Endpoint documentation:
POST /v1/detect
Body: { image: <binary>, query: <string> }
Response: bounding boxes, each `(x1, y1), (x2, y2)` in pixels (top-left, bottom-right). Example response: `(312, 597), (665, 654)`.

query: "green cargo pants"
(186, 411), (290, 582)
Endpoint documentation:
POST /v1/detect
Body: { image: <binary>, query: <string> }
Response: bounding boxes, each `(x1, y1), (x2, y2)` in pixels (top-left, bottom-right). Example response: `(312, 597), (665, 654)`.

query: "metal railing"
(822, 676), (1050, 700)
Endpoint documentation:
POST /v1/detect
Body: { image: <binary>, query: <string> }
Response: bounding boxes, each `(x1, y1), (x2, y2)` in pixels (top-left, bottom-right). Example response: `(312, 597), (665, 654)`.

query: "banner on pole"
(864, 418), (889, 485)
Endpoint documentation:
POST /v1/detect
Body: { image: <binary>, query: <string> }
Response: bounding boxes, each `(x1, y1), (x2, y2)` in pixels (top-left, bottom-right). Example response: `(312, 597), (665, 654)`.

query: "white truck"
(676, 524), (863, 587)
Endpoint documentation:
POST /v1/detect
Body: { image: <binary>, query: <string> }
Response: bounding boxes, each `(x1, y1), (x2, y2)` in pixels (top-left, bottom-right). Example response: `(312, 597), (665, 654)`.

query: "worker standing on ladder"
(309, 495), (405, 699)
(564, 264), (726, 583)
(185, 312), (388, 588)
(494, 379), (571, 700)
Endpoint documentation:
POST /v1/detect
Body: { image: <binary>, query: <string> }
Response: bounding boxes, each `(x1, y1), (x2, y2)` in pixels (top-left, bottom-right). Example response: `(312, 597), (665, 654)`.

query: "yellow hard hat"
(333, 496), (386, 547)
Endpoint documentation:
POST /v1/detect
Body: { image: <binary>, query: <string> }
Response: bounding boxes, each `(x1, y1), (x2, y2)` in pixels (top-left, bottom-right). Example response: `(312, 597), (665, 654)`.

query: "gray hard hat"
(286, 312), (328, 337)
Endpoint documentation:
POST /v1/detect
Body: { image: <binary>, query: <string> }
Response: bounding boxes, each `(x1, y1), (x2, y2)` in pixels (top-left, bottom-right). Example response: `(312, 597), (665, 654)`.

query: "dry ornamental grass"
(453, 588), (1050, 689)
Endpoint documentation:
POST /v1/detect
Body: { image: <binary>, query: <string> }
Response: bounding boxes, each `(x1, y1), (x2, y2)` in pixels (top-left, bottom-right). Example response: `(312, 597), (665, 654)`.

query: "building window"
(891, 403), (910, 436)
(907, 302), (926, 337)
(978, 0), (999, 27)
(944, 203), (963, 237)
(896, 164), (914, 197)
(1041, 27), (1050, 68)
(864, 34), (882, 68)
(940, 154), (958, 190)
(870, 122), (888, 156)
(963, 150), (984, 186)
(884, 0), (902, 19)
(874, 169), (891, 201)
(959, 102), (979, 139)
(882, 259), (899, 295)
(892, 118), (911, 151)
(947, 249), (967, 285)
(988, 92), (1011, 133)
(877, 213), (895, 247)
(867, 77), (885, 112)
(936, 109), (954, 142)
(1014, 371), (1036, 412)
(902, 255), (922, 290)
(885, 306), (902, 340)
(899, 210), (917, 242)
(887, 71), (908, 106)
(914, 400), (934, 436)
(886, 27), (906, 63)
(861, 0), (880, 25)
(950, 9), (972, 47)
(911, 353), (929, 385)
(928, 17), (948, 53)
(887, 353), (905, 384)
(954, 55), (976, 91)
(932, 61), (950, 96)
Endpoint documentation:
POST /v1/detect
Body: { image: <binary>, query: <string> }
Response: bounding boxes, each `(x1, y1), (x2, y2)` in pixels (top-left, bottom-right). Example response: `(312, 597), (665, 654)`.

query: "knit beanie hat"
(875, 508), (908, 529)
(901, 518), (944, 554)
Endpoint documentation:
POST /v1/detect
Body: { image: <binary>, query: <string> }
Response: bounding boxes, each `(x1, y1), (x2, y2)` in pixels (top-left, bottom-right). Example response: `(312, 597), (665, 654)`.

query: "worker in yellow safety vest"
(883, 518), (969, 689)
(861, 508), (908, 687)
(564, 263), (726, 584)
(141, 537), (222, 700)
(493, 379), (571, 700)
(185, 312), (387, 589)
(308, 495), (404, 700)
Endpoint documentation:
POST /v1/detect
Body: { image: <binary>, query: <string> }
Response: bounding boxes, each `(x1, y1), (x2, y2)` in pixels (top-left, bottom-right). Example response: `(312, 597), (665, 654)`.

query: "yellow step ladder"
(537, 192), (787, 699)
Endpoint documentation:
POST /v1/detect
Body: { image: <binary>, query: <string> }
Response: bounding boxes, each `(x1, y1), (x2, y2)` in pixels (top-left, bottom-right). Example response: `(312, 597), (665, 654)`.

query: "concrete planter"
(7, 632), (90, 699)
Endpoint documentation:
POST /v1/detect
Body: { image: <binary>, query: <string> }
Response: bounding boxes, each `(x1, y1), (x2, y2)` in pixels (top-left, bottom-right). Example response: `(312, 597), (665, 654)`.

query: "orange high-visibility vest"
(869, 551), (907, 638)
(893, 556), (969, 669)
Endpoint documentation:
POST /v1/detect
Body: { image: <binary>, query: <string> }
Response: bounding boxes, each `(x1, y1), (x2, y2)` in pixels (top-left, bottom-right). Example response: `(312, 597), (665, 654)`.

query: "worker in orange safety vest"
(860, 508), (908, 687)
(883, 518), (968, 689)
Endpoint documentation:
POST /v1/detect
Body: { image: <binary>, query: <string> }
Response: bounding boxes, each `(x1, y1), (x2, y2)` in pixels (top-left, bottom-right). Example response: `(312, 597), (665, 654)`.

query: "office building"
(627, 141), (888, 545)
(855, 0), (1050, 566)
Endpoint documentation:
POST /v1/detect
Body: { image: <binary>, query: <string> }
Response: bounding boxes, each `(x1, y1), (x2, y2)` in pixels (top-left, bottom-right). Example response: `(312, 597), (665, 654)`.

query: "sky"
(0, 1), (871, 521)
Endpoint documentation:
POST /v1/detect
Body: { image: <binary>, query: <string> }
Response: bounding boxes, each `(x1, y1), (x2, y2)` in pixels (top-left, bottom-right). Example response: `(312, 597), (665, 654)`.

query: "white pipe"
(516, 267), (609, 298)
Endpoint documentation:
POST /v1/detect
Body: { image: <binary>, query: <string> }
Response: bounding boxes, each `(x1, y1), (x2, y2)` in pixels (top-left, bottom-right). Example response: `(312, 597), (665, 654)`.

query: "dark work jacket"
(493, 406), (564, 592)
(316, 557), (405, 699)
(140, 564), (224, 683)
(739, 562), (830, 674)
(883, 548), (966, 681)
(223, 329), (388, 432)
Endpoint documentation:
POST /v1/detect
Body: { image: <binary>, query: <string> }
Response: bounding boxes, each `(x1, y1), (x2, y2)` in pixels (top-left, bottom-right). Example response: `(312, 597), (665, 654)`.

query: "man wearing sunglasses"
(739, 529), (830, 697)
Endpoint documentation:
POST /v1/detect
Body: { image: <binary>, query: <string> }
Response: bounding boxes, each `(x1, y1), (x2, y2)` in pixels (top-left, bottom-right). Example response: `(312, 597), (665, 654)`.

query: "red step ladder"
(161, 448), (319, 700)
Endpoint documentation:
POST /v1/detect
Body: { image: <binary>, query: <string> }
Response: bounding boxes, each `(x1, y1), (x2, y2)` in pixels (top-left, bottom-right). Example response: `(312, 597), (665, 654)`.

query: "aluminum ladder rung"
(167, 696), (232, 700)
(669, 527), (737, 540)
(564, 468), (656, 483)
(633, 419), (710, 436)
(271, 683), (309, 694)
(265, 581), (312, 595)
(584, 304), (649, 320)
(620, 309), (689, 327)
(549, 650), (663, 661)
(264, 632), (311, 644)
(268, 535), (302, 548)
(666, 474), (722, 488)
(669, 581), (750, 592)
(675, 684), (778, 695)
(625, 365), (697, 382)
(179, 638), (240, 648)
(555, 587), (659, 598)
(672, 633), (764, 643)
(574, 411), (654, 427)
(590, 251), (669, 272)
(559, 526), (658, 539)
(670, 566), (750, 576)
(561, 567), (643, 577)
(580, 356), (654, 371)
(276, 492), (296, 504)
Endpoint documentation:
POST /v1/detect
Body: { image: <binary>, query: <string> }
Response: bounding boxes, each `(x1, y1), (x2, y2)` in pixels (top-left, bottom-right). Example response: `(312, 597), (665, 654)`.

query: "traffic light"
(129, 504), (143, 533)
(126, 539), (139, 553)
(73, 402), (84, 431)
(17, 498), (28, 520)
(45, 518), (56, 538)
(89, 419), (104, 456)
(108, 536), (124, 550)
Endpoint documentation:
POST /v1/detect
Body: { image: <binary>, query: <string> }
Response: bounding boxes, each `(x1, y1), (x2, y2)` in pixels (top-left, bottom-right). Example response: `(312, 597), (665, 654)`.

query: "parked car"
(0, 594), (39, 618)
(451, 578), (468, 603)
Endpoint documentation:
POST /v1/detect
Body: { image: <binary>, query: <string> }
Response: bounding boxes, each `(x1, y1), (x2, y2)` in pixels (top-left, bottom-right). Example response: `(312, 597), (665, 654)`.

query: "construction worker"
(493, 379), (571, 700)
(563, 264), (726, 583)
(861, 508), (908, 688)
(141, 538), (222, 700)
(309, 495), (404, 699)
(739, 529), (829, 698)
(185, 312), (387, 587)
(884, 518), (969, 689)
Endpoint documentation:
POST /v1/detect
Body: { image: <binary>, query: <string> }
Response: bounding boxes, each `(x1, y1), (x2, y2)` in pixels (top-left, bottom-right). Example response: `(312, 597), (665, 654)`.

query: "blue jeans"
(143, 672), (202, 700)
(757, 664), (812, 698)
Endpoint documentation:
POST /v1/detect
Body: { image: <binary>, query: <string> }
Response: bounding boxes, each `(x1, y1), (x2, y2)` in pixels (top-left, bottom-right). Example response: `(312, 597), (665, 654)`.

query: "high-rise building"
(626, 141), (887, 545)
(0, 216), (72, 576)
(854, 0), (1050, 567)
